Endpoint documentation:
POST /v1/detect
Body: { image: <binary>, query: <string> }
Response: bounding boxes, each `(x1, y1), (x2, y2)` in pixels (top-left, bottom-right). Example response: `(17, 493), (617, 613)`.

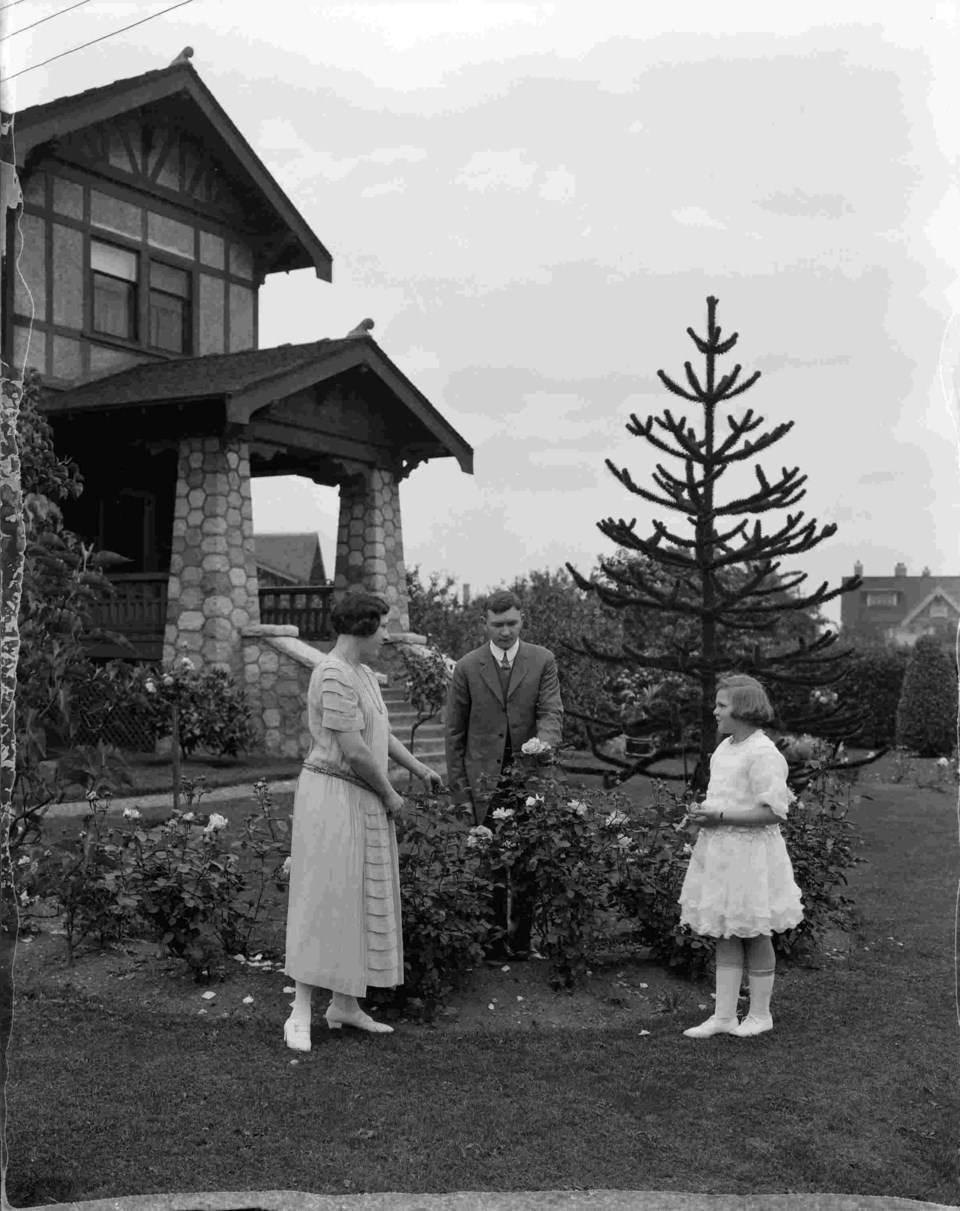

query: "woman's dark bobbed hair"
(330, 592), (390, 638)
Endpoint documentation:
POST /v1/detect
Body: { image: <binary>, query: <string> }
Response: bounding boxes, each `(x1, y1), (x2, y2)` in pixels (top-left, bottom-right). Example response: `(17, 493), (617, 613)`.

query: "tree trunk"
(172, 702), (181, 812)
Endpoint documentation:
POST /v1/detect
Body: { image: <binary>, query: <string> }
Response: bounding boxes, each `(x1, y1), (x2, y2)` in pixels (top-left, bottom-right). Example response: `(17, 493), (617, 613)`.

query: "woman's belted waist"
(302, 761), (377, 795)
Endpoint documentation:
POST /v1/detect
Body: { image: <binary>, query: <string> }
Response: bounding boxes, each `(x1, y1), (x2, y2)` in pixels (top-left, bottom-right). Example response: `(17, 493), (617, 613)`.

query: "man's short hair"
(484, 589), (523, 616)
(331, 591), (390, 637)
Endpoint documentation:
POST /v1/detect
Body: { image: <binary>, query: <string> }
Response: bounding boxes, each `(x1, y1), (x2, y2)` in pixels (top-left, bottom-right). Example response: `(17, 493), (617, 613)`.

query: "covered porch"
(46, 334), (473, 669)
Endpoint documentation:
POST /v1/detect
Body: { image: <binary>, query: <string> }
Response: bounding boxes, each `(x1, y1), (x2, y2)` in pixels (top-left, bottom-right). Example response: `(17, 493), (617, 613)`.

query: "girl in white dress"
(679, 675), (804, 1038)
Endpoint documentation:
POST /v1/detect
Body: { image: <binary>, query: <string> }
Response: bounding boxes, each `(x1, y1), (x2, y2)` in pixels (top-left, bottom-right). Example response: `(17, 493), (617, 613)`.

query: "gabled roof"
(841, 574), (960, 621)
(43, 336), (474, 473)
(898, 586), (960, 628)
(14, 61), (331, 280)
(254, 533), (326, 584)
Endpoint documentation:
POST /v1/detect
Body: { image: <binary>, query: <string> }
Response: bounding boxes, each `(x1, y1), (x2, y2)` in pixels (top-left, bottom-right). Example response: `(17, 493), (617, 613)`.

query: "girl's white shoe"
(283, 1015), (312, 1052)
(732, 1013), (773, 1037)
(682, 1015), (740, 1038)
(324, 1005), (394, 1034)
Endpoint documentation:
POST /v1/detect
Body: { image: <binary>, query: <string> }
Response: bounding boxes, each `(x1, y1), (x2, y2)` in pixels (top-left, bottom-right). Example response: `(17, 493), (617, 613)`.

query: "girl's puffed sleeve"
(747, 747), (795, 819)
(319, 665), (364, 732)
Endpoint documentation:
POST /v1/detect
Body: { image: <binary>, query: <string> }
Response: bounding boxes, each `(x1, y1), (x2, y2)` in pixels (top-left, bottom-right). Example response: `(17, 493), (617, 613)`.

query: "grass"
(4, 767), (959, 1206)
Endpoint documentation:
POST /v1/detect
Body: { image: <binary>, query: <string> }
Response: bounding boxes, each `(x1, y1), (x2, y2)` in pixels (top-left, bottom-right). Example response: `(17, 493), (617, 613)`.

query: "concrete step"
(388, 718), (444, 737)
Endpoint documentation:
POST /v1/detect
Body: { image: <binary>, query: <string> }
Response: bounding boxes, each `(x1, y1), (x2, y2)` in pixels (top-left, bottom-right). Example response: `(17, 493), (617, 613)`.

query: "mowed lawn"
(3, 774), (958, 1207)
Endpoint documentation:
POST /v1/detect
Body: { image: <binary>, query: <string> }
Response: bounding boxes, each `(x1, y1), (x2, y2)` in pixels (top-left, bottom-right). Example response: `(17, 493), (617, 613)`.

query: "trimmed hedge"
(895, 635), (958, 757)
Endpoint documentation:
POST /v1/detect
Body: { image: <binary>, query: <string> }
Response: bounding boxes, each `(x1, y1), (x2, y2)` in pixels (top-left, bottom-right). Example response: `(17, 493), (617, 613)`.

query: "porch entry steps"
(381, 682), (448, 779)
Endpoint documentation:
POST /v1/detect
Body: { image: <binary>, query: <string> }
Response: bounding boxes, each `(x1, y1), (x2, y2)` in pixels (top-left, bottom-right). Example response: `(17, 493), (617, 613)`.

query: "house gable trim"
(228, 339), (474, 473)
(15, 64), (332, 281)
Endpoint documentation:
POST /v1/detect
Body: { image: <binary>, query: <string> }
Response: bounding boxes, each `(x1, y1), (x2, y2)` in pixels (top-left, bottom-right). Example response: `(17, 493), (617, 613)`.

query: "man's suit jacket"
(444, 640), (564, 823)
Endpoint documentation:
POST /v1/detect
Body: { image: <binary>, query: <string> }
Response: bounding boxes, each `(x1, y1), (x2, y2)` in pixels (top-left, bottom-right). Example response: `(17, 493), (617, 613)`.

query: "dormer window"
(865, 591), (898, 607)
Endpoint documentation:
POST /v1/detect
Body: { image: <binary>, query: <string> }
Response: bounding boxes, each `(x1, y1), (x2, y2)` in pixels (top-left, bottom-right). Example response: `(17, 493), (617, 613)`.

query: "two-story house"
(840, 561), (960, 649)
(3, 57), (473, 757)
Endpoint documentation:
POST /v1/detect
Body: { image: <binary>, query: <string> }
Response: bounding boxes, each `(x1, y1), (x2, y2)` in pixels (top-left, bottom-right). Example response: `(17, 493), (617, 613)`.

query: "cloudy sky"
(6, 2), (960, 627)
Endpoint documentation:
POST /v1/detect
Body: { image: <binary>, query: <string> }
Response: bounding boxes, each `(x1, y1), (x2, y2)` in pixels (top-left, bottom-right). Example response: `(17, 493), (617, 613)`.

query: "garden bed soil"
(8, 914), (853, 1036)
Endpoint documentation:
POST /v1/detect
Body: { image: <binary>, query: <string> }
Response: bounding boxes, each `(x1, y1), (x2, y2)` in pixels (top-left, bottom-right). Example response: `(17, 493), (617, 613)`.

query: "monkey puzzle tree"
(566, 296), (866, 793)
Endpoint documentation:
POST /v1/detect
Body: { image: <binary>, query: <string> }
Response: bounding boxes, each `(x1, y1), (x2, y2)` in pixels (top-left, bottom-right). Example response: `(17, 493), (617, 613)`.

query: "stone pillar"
(162, 434), (261, 676)
(333, 467), (409, 631)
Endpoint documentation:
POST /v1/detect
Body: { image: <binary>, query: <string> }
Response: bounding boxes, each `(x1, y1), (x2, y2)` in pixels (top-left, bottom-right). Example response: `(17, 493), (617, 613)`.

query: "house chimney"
(853, 561), (863, 578)
(894, 562), (907, 578)
(922, 566), (931, 577)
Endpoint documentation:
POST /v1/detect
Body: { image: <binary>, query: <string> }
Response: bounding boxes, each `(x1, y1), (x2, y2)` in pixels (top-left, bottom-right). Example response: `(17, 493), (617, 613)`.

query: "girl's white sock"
(714, 962), (743, 1020)
(746, 969), (775, 1018)
(289, 981), (313, 1023)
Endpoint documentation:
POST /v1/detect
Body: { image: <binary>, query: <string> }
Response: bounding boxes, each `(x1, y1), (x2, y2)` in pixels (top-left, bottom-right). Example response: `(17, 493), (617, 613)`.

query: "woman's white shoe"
(283, 1015), (312, 1052)
(682, 1015), (739, 1038)
(324, 1006), (394, 1034)
(731, 1013), (773, 1037)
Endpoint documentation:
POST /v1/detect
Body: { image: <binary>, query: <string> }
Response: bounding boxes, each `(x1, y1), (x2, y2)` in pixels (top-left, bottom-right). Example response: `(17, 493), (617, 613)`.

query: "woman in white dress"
(282, 593), (442, 1052)
(679, 674), (804, 1039)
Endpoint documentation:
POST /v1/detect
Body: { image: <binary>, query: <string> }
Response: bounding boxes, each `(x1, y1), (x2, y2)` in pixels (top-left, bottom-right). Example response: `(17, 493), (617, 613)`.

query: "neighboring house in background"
(840, 561), (960, 649)
(3, 58), (472, 760)
(254, 533), (326, 587)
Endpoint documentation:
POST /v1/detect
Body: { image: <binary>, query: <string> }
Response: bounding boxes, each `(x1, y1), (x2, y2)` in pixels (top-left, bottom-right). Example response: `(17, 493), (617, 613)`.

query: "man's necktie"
(497, 654), (511, 695)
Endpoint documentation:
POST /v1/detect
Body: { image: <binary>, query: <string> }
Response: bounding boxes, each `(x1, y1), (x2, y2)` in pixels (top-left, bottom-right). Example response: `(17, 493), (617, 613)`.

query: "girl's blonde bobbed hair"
(717, 674), (775, 725)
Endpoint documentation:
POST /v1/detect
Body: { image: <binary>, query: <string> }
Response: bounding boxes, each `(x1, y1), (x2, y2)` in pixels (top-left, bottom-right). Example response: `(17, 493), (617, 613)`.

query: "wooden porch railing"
(85, 573), (170, 661)
(86, 576), (337, 654)
(258, 584), (335, 640)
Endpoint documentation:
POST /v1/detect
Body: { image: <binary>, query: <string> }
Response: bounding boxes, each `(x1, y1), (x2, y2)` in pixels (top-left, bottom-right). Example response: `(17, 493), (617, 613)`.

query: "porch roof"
(13, 61), (332, 280)
(42, 336), (474, 473)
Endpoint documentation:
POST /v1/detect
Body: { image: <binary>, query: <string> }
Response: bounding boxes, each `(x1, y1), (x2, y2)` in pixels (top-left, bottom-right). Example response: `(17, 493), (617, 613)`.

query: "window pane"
(150, 261), (190, 297)
(93, 273), (136, 338)
(149, 292), (186, 352)
(91, 240), (138, 281)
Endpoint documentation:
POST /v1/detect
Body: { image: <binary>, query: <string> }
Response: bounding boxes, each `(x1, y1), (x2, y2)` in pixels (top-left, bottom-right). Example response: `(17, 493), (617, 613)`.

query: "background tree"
(405, 566), (476, 659)
(567, 296), (866, 792)
(894, 635), (957, 758)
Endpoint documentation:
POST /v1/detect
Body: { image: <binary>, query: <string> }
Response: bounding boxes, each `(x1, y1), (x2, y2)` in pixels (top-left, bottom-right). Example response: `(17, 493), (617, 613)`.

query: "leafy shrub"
(370, 797), (491, 1016)
(895, 635), (958, 758)
(10, 370), (136, 855)
(134, 657), (258, 757)
(392, 641), (452, 757)
(16, 778), (289, 979)
(835, 641), (910, 749)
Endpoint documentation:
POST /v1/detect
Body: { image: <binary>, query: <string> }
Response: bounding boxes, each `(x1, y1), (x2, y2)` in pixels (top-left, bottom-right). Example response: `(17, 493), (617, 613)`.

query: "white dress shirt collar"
(490, 639), (520, 665)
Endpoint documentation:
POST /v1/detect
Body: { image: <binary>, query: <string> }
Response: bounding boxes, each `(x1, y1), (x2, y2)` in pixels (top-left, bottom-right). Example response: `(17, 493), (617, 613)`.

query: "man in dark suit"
(445, 589), (564, 959)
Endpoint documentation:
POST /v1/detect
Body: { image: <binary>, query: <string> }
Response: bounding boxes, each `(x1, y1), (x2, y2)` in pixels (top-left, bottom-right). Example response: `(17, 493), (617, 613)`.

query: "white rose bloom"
(204, 813), (228, 833)
(937, 757), (949, 767)
(521, 738), (550, 755)
(281, 856), (292, 876)
(162, 674), (174, 687)
(604, 810), (628, 829)
(179, 657), (194, 670)
(181, 812), (195, 823)
(466, 825), (493, 848)
(491, 807), (515, 820)
(524, 795), (544, 807)
(122, 808), (141, 821)
(144, 680), (157, 694)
